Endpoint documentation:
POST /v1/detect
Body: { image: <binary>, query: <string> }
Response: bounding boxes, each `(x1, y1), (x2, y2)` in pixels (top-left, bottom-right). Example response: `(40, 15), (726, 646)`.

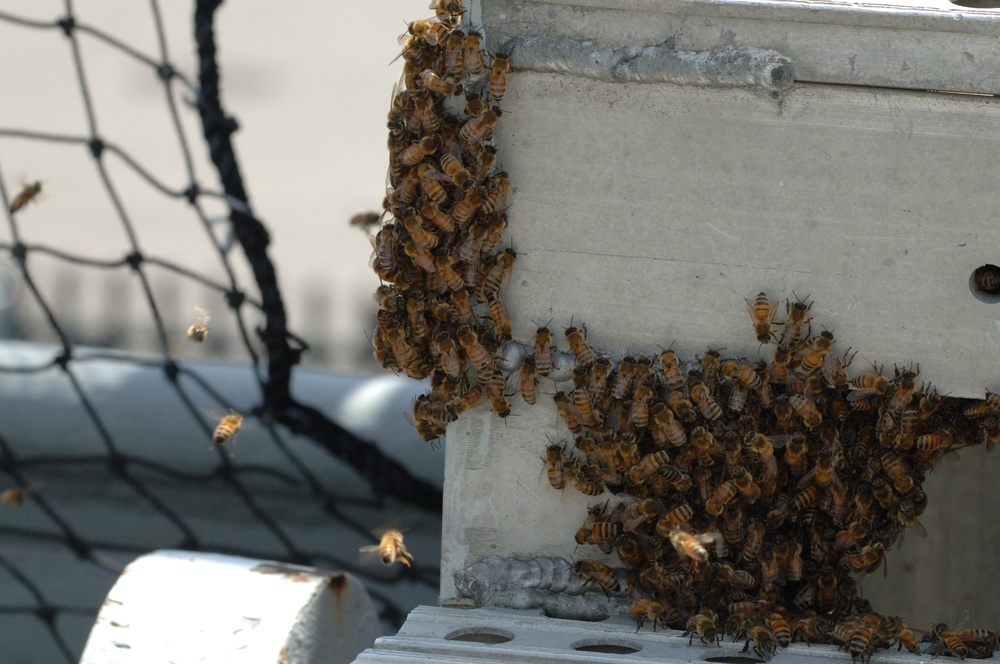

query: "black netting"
(0, 2), (440, 660)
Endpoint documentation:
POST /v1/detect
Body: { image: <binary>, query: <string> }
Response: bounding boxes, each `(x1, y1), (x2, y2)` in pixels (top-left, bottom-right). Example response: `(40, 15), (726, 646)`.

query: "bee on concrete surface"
(574, 560), (620, 595)
(186, 306), (211, 343)
(779, 295), (811, 347)
(463, 30), (485, 77)
(565, 325), (594, 367)
(485, 369), (511, 418)
(533, 324), (554, 376)
(489, 50), (511, 102)
(456, 325), (493, 383)
(542, 442), (567, 490)
(887, 366), (918, 414)
(794, 331), (834, 376)
(211, 410), (244, 451)
(746, 292), (776, 345)
(361, 529), (414, 567)
(686, 609), (720, 646)
(458, 107), (501, 143)
(9, 181), (42, 214)
(630, 598), (673, 632)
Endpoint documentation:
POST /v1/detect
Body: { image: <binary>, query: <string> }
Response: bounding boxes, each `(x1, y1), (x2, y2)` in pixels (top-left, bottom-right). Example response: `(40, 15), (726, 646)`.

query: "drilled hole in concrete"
(970, 264), (1000, 302)
(571, 638), (641, 654)
(704, 657), (762, 664)
(542, 607), (609, 622)
(443, 627), (514, 644)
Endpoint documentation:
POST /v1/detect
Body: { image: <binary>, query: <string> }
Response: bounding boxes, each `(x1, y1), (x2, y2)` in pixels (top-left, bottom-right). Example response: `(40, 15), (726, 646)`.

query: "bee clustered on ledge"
(541, 293), (1000, 661)
(369, 0), (517, 441)
(367, 3), (998, 661)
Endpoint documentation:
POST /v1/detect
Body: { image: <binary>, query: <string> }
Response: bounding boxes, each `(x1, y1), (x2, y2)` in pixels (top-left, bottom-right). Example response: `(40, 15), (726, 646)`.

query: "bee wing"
(359, 545), (380, 554)
(846, 388), (878, 402)
(766, 434), (791, 449)
(908, 518), (928, 539)
(795, 466), (819, 490)
(194, 306), (211, 325)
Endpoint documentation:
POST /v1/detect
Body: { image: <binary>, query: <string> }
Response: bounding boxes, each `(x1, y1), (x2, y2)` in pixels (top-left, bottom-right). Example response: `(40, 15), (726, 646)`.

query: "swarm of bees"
(372, 5), (999, 661)
(539, 293), (1000, 660)
(366, 0), (516, 441)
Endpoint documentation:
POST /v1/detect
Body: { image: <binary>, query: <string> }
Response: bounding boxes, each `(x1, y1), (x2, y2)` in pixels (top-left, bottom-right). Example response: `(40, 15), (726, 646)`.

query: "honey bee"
(360, 529), (414, 567)
(456, 325), (494, 383)
(841, 543), (885, 577)
(411, 89), (439, 134)
(553, 391), (584, 434)
(9, 181), (42, 214)
(481, 172), (511, 215)
(788, 394), (823, 429)
(519, 355), (538, 404)
(542, 444), (567, 490)
(400, 134), (442, 167)
(690, 382), (722, 421)
(630, 598), (672, 632)
(211, 410), (244, 450)
(627, 450), (671, 485)
(887, 367), (918, 414)
(630, 383), (653, 430)
(822, 348), (853, 390)
(786, 541), (804, 582)
(834, 518), (871, 551)
(450, 186), (488, 227)
(686, 610), (720, 646)
(407, 18), (449, 47)
(730, 465), (761, 504)
(620, 498), (663, 533)
(669, 527), (720, 563)
(767, 612), (792, 648)
(881, 617), (921, 654)
(419, 68), (459, 97)
(659, 347), (685, 391)
(790, 485), (819, 513)
(982, 415), (1000, 451)
(743, 624), (778, 660)
(0, 487), (28, 507)
(459, 107), (501, 143)
(794, 331), (834, 376)
(846, 613), (882, 664)
(721, 360), (762, 390)
(928, 623), (969, 660)
(572, 375), (601, 428)
(797, 449), (844, 492)
(432, 332), (462, 378)
(564, 325), (594, 367)
(792, 612), (832, 645)
(612, 356), (637, 400)
(485, 369), (511, 417)
(489, 50), (511, 102)
(780, 295), (812, 348)
(449, 384), (485, 415)
(615, 534), (647, 569)
(186, 306), (211, 343)
(442, 30), (465, 79)
(913, 429), (953, 453)
(574, 560), (620, 596)
(705, 481), (738, 517)
(533, 325), (554, 376)
(728, 382), (750, 413)
(742, 521), (766, 562)
(880, 451), (915, 494)
(746, 292), (776, 344)
(768, 344), (792, 385)
(480, 247), (516, 299)
(649, 403), (686, 448)
(431, 0), (463, 27)
(403, 238), (437, 273)
(714, 562), (756, 589)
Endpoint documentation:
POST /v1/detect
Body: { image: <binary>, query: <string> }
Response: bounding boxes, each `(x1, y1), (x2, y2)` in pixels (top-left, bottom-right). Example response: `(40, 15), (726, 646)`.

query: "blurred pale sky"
(0, 0), (417, 371)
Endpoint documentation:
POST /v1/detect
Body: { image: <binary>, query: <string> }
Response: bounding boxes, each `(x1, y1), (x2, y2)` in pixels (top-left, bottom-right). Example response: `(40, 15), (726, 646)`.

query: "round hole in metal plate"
(571, 638), (641, 654)
(704, 657), (762, 664)
(970, 264), (1000, 303)
(443, 627), (514, 644)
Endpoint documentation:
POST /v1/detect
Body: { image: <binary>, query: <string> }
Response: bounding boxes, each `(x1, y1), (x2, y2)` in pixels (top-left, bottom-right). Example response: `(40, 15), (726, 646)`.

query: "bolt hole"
(571, 638), (642, 654)
(444, 627), (514, 644)
(970, 264), (1000, 302)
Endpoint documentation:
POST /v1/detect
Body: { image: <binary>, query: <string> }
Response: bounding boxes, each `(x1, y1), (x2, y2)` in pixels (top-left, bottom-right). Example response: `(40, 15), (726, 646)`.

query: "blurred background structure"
(0, 1), (443, 661)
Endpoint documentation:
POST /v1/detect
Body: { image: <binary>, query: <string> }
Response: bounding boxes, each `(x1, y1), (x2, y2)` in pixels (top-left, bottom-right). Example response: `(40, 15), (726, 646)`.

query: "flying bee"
(669, 527), (720, 563)
(746, 292), (776, 344)
(211, 411), (244, 452)
(186, 306), (211, 343)
(574, 560), (620, 596)
(534, 324), (554, 376)
(564, 325), (594, 367)
(780, 295), (812, 347)
(9, 181), (42, 214)
(458, 107), (501, 143)
(489, 50), (511, 102)
(360, 529), (414, 567)
(0, 487), (30, 507)
(685, 610), (720, 646)
(788, 394), (823, 429)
